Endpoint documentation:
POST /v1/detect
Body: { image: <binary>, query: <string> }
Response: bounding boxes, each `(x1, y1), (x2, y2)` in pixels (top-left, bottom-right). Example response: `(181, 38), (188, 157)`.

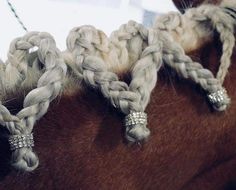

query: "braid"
(154, 4), (236, 86)
(2, 33), (43, 94)
(0, 2), (234, 171)
(109, 21), (145, 72)
(66, 25), (154, 142)
(111, 20), (229, 113)
(159, 30), (229, 111)
(186, 5), (236, 84)
(202, 5), (235, 84)
(0, 32), (67, 171)
(215, 20), (235, 84)
(152, 5), (235, 110)
(110, 21), (163, 141)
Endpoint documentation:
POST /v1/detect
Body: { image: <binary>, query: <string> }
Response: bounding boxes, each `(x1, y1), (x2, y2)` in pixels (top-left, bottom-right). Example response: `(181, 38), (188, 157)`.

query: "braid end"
(11, 148), (39, 172)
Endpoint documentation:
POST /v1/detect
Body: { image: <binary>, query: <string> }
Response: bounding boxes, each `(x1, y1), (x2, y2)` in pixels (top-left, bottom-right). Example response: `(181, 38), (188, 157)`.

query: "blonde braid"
(0, 2), (234, 170)
(112, 20), (230, 112)
(0, 32), (67, 171)
(152, 5), (235, 110)
(185, 4), (236, 84)
(2, 32), (43, 94)
(66, 25), (156, 142)
(158, 29), (230, 111)
(109, 21), (146, 72)
(110, 21), (164, 141)
(154, 4), (236, 86)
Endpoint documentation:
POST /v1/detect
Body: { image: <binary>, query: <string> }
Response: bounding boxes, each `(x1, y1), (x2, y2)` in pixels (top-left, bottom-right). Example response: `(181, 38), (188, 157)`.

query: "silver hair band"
(8, 133), (34, 151)
(207, 88), (229, 109)
(125, 112), (147, 127)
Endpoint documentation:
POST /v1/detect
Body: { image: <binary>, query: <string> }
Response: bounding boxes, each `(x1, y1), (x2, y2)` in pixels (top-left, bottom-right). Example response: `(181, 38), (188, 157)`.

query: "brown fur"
(0, 1), (236, 189)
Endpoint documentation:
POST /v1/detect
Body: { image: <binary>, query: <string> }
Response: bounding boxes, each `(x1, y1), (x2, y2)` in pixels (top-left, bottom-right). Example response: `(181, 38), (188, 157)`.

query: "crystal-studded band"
(207, 88), (229, 108)
(8, 133), (34, 151)
(125, 112), (147, 127)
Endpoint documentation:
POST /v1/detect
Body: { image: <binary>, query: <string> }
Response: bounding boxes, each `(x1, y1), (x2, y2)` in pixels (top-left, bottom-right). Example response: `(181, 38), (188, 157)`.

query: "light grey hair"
(0, 1), (235, 172)
(0, 32), (67, 171)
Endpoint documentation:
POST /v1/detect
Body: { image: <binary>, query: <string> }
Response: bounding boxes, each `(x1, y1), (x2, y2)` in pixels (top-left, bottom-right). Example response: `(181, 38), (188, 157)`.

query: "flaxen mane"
(0, 0), (236, 189)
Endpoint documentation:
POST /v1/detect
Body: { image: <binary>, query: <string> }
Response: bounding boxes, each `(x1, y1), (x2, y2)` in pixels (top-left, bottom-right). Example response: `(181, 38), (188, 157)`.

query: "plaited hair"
(155, 2), (236, 85)
(65, 19), (229, 142)
(0, 0), (235, 171)
(0, 32), (67, 171)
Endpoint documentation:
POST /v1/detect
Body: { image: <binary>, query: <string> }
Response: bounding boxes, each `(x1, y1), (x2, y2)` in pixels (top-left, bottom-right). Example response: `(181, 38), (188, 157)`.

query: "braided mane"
(0, 1), (235, 172)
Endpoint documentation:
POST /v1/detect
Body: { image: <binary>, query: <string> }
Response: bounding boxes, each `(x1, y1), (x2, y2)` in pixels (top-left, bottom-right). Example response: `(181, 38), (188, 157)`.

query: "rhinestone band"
(8, 133), (34, 151)
(125, 112), (147, 127)
(207, 88), (228, 108)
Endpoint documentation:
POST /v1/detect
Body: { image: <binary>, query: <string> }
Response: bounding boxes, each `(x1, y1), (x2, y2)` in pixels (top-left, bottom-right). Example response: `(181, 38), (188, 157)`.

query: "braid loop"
(67, 25), (155, 142)
(155, 4), (236, 86)
(0, 32), (67, 171)
(186, 5), (236, 84)
(112, 23), (164, 141)
(0, 2), (235, 167)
